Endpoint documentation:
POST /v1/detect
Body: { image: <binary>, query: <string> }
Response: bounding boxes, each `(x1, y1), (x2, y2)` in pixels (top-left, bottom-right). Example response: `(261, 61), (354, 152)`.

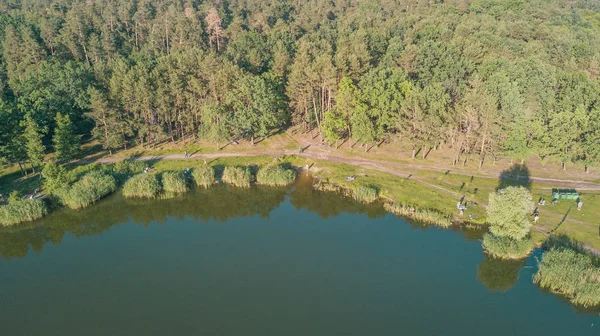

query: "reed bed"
(122, 173), (162, 198)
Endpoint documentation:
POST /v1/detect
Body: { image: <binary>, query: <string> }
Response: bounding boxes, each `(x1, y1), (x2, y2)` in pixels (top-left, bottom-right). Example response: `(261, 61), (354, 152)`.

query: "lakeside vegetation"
(192, 166), (215, 188)
(222, 166), (252, 188)
(161, 172), (188, 194)
(256, 165), (297, 186)
(534, 247), (600, 308)
(122, 173), (162, 198)
(58, 171), (117, 210)
(0, 192), (47, 226)
(384, 203), (453, 228)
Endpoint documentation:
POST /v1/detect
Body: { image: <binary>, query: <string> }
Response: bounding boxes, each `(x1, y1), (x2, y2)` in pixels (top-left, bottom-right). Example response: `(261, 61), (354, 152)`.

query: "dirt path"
(97, 149), (600, 191)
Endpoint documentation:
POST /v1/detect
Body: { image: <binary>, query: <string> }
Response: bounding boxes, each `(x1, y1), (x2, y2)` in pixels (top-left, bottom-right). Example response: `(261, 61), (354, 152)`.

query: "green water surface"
(0, 175), (598, 335)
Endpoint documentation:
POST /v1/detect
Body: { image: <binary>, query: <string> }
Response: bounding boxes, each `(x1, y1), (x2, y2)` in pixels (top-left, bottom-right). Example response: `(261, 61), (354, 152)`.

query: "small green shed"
(551, 188), (579, 200)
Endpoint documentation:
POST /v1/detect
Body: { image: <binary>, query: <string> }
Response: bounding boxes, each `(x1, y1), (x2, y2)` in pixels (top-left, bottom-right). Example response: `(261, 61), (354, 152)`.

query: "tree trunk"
(562, 162), (566, 171)
(312, 96), (322, 142)
(422, 146), (427, 159)
(16, 160), (25, 176)
(251, 136), (254, 146)
(412, 148), (416, 159)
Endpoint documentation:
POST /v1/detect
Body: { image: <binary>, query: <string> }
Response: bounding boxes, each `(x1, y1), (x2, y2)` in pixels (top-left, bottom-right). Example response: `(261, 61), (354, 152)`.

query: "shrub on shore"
(256, 165), (297, 186)
(59, 171), (117, 210)
(384, 202), (453, 228)
(192, 165), (215, 188)
(353, 185), (379, 203)
(222, 166), (251, 188)
(161, 171), (188, 194)
(0, 192), (48, 226)
(123, 173), (162, 198)
(534, 247), (600, 307)
(482, 233), (533, 259)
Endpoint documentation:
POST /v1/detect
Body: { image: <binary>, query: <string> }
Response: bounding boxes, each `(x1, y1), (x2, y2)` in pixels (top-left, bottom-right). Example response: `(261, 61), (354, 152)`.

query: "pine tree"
(22, 115), (46, 174)
(53, 113), (81, 162)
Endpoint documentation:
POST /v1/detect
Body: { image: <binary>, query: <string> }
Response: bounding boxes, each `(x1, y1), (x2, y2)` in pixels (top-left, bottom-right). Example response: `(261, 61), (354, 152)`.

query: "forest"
(1, 0), (600, 172)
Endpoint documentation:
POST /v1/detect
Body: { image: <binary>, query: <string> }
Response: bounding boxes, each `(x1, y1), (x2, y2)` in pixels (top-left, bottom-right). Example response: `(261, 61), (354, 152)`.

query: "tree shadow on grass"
(497, 164), (532, 190)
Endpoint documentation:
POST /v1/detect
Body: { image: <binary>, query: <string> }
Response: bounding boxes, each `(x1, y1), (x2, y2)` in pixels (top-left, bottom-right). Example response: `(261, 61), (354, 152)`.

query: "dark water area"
(0, 174), (598, 335)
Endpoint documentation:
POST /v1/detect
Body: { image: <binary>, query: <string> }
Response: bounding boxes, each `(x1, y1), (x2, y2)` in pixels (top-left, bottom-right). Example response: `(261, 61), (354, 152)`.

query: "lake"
(0, 174), (598, 335)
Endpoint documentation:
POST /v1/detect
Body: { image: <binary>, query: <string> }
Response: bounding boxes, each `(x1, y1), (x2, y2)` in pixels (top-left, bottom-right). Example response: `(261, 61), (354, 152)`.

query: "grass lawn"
(2, 136), (600, 251)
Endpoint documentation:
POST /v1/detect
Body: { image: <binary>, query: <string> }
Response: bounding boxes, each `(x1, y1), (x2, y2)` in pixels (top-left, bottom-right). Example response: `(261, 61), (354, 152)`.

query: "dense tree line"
(1, 0), (600, 173)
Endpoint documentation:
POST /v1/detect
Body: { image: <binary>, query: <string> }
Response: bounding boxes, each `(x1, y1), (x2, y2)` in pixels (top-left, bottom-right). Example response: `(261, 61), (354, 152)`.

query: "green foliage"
(534, 248), (600, 307)
(487, 186), (534, 240)
(42, 161), (70, 195)
(384, 202), (453, 228)
(353, 185), (379, 203)
(0, 194), (47, 226)
(22, 115), (45, 171)
(256, 165), (297, 186)
(122, 173), (162, 198)
(191, 165), (215, 188)
(52, 113), (81, 161)
(482, 233), (533, 259)
(59, 171), (117, 210)
(222, 166), (251, 188)
(161, 171), (188, 194)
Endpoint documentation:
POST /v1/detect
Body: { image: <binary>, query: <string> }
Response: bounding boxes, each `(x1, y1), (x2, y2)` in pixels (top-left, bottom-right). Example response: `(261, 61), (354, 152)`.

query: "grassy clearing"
(256, 164), (297, 186)
(534, 247), (600, 307)
(191, 165), (215, 188)
(482, 233), (533, 259)
(122, 173), (162, 198)
(222, 166), (251, 188)
(59, 171), (118, 210)
(0, 195), (48, 226)
(161, 171), (188, 194)
(384, 202), (453, 228)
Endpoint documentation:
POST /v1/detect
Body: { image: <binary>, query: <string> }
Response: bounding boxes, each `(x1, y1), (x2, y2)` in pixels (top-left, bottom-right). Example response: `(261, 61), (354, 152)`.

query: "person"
(552, 198), (558, 205)
(184, 151), (188, 158)
(457, 201), (461, 210)
(578, 201), (583, 210)
(534, 214), (539, 223)
(541, 199), (546, 206)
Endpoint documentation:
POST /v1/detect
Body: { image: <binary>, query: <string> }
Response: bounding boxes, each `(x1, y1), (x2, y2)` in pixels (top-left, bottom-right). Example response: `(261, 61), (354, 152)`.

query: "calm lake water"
(0, 174), (598, 335)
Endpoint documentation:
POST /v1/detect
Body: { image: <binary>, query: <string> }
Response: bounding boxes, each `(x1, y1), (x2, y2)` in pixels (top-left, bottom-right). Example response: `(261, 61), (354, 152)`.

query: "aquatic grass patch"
(59, 171), (117, 210)
(191, 165), (215, 188)
(384, 202), (453, 228)
(161, 171), (188, 194)
(481, 233), (533, 259)
(0, 194), (48, 226)
(122, 173), (162, 198)
(534, 247), (600, 307)
(256, 164), (297, 186)
(352, 185), (379, 204)
(222, 166), (251, 188)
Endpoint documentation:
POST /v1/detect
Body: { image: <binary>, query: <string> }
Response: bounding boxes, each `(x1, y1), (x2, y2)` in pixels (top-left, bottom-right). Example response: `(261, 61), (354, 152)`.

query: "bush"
(0, 193), (48, 226)
(384, 202), (453, 228)
(353, 185), (379, 203)
(161, 171), (188, 194)
(122, 173), (162, 198)
(192, 165), (215, 188)
(256, 165), (297, 186)
(482, 233), (533, 259)
(534, 248), (600, 307)
(60, 171), (118, 209)
(222, 166), (251, 188)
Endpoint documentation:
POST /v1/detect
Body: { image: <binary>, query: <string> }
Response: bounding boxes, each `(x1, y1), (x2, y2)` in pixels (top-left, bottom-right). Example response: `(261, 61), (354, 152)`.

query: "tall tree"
(53, 113), (81, 162)
(22, 115), (46, 173)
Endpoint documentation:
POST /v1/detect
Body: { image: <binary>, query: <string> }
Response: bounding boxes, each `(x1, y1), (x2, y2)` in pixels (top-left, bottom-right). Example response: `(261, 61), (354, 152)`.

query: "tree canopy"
(0, 0), (600, 170)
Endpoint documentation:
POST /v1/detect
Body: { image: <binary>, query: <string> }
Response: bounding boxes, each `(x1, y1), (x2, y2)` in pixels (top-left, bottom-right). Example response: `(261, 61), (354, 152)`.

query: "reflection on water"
(0, 173), (389, 259)
(477, 256), (526, 292)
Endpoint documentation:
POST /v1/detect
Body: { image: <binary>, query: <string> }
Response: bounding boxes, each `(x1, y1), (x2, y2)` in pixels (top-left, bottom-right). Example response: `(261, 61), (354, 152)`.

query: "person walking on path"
(534, 214), (539, 223)
(578, 200), (583, 210)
